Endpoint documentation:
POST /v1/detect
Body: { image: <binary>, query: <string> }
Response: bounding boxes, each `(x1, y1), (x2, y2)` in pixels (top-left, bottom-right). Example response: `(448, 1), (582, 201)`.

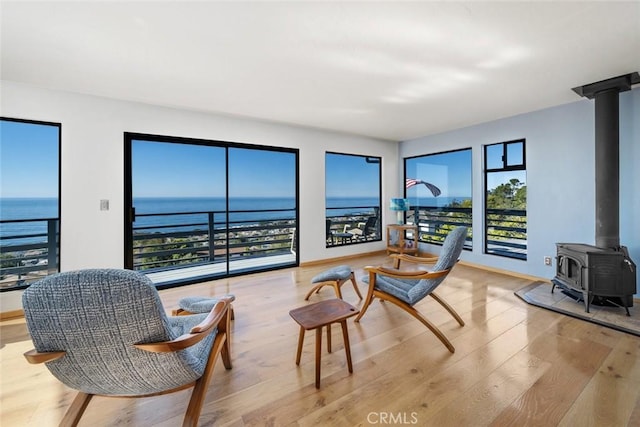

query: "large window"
(0, 118), (61, 291)
(325, 152), (381, 247)
(125, 134), (298, 288)
(404, 148), (472, 248)
(484, 139), (527, 259)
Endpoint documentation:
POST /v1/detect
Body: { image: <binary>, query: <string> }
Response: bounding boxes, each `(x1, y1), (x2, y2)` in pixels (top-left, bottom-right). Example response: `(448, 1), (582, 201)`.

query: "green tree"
(487, 178), (527, 242)
(487, 178), (526, 210)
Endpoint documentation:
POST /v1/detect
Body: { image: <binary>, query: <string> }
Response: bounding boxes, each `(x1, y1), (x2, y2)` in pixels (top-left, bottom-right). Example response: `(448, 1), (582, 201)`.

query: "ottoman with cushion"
(173, 294), (236, 320)
(305, 265), (362, 301)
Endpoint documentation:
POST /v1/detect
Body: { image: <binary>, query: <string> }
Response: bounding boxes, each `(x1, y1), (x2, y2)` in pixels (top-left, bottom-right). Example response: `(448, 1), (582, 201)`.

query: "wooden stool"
(289, 299), (360, 388)
(305, 265), (362, 301)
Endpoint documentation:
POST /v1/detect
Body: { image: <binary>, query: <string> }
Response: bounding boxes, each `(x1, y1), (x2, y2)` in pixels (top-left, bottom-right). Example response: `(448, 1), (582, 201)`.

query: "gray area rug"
(515, 281), (640, 337)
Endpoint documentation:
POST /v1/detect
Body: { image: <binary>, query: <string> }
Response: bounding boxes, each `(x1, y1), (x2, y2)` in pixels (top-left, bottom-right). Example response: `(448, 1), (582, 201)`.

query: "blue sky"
(1, 120), (59, 198)
(405, 149), (472, 199)
(3, 121), (522, 201)
(133, 141), (297, 198)
(325, 153), (381, 199)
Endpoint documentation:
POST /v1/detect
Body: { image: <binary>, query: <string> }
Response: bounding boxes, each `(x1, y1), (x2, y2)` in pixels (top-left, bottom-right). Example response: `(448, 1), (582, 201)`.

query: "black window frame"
(403, 147), (473, 250)
(124, 132), (299, 289)
(483, 138), (527, 260)
(0, 117), (62, 292)
(325, 151), (382, 248)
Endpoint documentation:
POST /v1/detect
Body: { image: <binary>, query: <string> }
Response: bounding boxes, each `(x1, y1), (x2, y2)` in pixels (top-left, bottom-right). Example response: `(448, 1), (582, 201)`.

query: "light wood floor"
(2, 253), (640, 426)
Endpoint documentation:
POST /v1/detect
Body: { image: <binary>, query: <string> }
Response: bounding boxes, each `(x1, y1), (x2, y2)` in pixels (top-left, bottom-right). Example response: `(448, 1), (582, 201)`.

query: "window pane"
(325, 153), (381, 247)
(405, 148), (472, 248)
(131, 140), (227, 278)
(485, 141), (527, 260)
(485, 143), (504, 169)
(506, 141), (524, 167)
(129, 136), (298, 286)
(1, 119), (60, 290)
(228, 147), (297, 273)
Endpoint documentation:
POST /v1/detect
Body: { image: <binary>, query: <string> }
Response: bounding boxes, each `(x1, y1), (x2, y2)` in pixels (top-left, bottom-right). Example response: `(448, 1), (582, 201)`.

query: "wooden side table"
(289, 299), (359, 388)
(386, 224), (419, 255)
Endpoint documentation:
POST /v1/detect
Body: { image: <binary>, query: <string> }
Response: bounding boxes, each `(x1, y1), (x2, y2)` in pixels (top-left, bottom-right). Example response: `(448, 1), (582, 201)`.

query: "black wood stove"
(551, 73), (639, 316)
(552, 243), (636, 315)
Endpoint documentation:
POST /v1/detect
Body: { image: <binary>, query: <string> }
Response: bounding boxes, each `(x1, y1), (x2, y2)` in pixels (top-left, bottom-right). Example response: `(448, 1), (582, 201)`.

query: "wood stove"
(552, 243), (636, 315)
(551, 73), (639, 316)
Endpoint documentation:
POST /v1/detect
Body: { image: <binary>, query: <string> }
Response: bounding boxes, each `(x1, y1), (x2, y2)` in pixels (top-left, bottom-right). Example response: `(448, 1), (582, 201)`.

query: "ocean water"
(133, 197), (297, 232)
(0, 196), (470, 244)
(0, 198), (58, 244)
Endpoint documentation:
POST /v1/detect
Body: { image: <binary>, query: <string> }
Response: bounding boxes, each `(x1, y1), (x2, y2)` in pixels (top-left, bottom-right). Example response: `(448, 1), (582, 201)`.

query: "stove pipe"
(572, 72), (640, 249)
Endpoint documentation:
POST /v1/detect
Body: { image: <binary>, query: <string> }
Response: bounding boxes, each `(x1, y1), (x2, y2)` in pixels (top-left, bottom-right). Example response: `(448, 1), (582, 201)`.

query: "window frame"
(403, 147), (473, 250)
(0, 117), (62, 292)
(124, 132), (299, 289)
(325, 151), (382, 248)
(483, 138), (527, 260)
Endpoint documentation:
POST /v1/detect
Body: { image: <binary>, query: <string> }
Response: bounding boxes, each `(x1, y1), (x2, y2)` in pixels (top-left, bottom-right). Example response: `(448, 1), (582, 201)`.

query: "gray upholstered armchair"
(355, 226), (468, 353)
(22, 269), (232, 427)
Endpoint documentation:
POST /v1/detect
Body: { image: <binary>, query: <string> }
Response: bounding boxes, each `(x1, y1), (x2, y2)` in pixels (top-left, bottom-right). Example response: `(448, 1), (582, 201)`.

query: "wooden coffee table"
(289, 298), (360, 388)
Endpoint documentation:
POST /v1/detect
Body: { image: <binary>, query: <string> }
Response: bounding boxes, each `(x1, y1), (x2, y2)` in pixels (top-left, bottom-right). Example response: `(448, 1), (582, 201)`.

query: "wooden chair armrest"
(391, 253), (439, 264)
(364, 265), (449, 280)
(24, 349), (66, 364)
(135, 298), (231, 353)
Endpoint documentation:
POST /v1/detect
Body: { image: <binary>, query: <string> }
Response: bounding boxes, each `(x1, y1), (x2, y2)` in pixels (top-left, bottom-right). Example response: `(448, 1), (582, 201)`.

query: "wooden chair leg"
(183, 331), (227, 427)
(430, 292), (465, 326)
(332, 282), (343, 300)
(340, 320), (354, 373)
(295, 326), (305, 365)
(305, 283), (327, 300)
(349, 273), (363, 299)
(220, 308), (233, 369)
(60, 391), (93, 427)
(355, 272), (377, 322)
(377, 291), (457, 353)
(315, 327), (322, 388)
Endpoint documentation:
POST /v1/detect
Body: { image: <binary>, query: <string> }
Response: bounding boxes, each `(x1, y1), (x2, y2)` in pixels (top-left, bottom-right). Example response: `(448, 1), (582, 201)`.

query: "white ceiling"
(1, 1), (639, 141)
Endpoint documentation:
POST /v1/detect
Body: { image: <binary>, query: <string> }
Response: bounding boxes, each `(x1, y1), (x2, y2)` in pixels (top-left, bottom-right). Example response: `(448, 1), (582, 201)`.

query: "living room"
(1, 2), (639, 425)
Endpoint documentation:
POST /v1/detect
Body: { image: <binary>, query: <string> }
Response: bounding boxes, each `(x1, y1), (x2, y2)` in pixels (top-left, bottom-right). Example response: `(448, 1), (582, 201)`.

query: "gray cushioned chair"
(355, 226), (468, 353)
(22, 269), (232, 427)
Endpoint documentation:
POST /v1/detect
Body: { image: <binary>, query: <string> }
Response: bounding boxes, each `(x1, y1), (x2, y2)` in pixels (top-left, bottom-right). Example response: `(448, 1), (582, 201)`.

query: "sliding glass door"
(228, 147), (297, 274)
(125, 133), (298, 288)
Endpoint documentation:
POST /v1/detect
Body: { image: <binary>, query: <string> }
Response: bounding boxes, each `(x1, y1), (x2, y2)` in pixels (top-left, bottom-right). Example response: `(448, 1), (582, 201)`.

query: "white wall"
(0, 81), (399, 311)
(400, 88), (640, 287)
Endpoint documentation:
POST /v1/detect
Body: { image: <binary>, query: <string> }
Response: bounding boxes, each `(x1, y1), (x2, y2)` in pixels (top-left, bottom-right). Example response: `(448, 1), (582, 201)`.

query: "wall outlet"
(100, 199), (110, 211)
(544, 256), (552, 266)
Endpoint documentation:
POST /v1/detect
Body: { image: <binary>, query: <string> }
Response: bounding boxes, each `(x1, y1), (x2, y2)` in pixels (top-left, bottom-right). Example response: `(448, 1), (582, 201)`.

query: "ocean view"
(0, 196), (470, 244)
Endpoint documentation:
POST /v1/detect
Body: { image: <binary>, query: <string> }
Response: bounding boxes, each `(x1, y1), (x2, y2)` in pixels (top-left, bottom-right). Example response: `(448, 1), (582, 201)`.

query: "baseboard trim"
(408, 250), (552, 283)
(458, 259), (551, 283)
(0, 309), (24, 321)
(302, 250), (551, 283)
(300, 250), (386, 267)
(2, 255), (603, 319)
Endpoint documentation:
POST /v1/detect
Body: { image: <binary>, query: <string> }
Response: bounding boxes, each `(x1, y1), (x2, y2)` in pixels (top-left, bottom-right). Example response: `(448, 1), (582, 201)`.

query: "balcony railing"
(409, 205), (527, 259)
(485, 208), (527, 259)
(0, 218), (60, 291)
(410, 206), (473, 250)
(326, 205), (380, 247)
(133, 208), (297, 275)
